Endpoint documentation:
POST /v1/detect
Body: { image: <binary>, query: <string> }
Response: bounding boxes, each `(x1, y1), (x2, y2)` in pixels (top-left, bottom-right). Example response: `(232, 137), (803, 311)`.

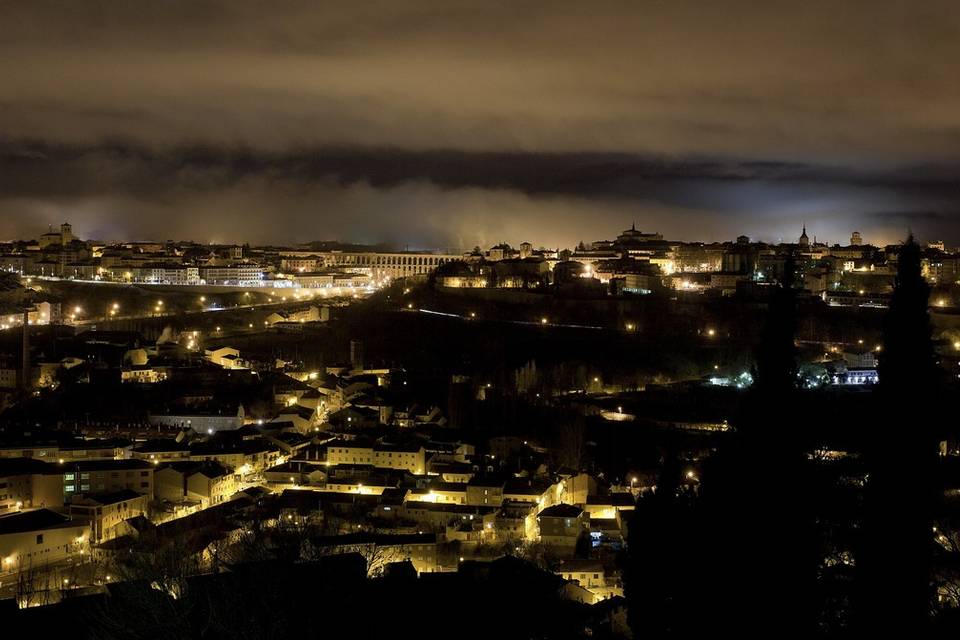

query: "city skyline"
(0, 199), (938, 253)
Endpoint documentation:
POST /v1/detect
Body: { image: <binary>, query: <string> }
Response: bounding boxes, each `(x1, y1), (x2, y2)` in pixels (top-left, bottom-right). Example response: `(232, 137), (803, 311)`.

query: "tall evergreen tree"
(690, 257), (819, 634)
(856, 236), (940, 633)
(625, 450), (692, 635)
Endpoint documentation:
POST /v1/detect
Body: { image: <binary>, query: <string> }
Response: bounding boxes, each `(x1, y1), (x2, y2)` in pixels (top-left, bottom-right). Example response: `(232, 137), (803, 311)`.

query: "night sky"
(1, 1), (959, 249)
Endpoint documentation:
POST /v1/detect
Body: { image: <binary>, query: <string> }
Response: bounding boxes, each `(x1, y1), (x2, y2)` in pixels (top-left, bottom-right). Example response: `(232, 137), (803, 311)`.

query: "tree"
(856, 236), (941, 633)
(625, 449), (693, 635)
(574, 530), (592, 559)
(554, 413), (587, 470)
(678, 257), (819, 634)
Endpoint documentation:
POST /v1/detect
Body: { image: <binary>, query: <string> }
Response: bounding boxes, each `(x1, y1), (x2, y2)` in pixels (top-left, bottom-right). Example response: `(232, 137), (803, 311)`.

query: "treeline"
(626, 238), (953, 636)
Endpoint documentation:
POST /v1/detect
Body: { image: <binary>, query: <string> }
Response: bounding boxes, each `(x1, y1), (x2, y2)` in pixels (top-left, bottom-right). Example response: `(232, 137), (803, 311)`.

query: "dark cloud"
(0, 1), (959, 246)
(1, 140), (957, 248)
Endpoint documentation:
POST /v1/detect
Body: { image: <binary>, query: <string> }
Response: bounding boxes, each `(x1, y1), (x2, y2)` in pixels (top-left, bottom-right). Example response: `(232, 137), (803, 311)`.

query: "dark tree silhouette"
(574, 530), (592, 559)
(625, 449), (693, 635)
(856, 236), (941, 633)
(680, 257), (818, 634)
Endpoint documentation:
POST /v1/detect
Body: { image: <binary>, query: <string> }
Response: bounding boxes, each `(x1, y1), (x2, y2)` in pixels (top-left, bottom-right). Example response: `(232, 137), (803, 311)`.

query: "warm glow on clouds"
(1, 1), (958, 246)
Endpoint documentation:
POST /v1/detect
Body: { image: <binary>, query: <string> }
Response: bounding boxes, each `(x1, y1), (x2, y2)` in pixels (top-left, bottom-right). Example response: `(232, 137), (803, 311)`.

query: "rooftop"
(0, 509), (74, 535)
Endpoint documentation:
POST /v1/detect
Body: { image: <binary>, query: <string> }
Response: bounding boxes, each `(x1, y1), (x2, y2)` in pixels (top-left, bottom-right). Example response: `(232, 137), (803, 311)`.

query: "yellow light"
(707, 328), (716, 337)
(541, 317), (548, 324)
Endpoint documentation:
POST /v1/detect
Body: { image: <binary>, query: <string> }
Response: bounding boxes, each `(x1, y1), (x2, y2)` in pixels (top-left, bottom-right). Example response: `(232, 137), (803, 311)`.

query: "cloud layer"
(1, 1), (959, 246)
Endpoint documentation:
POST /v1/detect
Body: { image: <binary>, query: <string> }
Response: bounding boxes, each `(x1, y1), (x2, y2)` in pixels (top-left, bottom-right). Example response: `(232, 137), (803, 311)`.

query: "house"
(263, 461), (327, 486)
(56, 438), (132, 462)
(325, 441), (427, 474)
(583, 492), (636, 520)
(555, 559), (624, 603)
(204, 347), (248, 370)
(502, 478), (559, 512)
(121, 366), (166, 384)
(0, 509), (89, 575)
(69, 490), (150, 542)
(149, 402), (246, 434)
(427, 460), (475, 483)
(273, 404), (317, 433)
(406, 482), (468, 505)
(131, 439), (191, 464)
(154, 461), (238, 508)
(265, 305), (328, 326)
(495, 500), (539, 542)
(190, 437), (283, 477)
(322, 475), (395, 496)
(61, 459), (155, 502)
(0, 458), (63, 514)
(189, 438), (282, 475)
(466, 476), (505, 507)
(398, 502), (497, 534)
(559, 472), (600, 505)
(537, 503), (589, 547)
(555, 558), (605, 589)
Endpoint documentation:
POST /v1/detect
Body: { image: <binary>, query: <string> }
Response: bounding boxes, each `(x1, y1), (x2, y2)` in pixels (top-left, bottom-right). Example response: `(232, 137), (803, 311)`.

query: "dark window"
(36, 534), (43, 544)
